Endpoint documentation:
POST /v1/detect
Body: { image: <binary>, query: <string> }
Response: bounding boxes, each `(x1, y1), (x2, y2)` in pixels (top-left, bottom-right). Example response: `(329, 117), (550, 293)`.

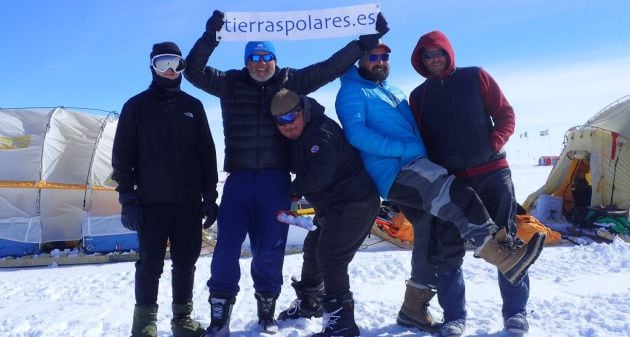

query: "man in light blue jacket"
(335, 43), (545, 333)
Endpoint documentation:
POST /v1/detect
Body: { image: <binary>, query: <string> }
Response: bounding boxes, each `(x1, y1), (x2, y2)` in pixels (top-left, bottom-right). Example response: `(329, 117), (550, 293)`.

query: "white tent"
(524, 96), (630, 219)
(0, 107), (137, 257)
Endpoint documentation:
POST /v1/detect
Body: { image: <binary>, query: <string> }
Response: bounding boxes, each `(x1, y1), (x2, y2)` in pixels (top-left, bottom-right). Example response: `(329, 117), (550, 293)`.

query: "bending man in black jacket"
(271, 89), (380, 337)
(112, 42), (219, 337)
(184, 9), (388, 337)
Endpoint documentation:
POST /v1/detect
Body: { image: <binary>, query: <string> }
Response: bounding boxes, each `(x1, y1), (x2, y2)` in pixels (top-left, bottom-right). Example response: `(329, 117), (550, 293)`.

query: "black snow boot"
(255, 291), (279, 334)
(278, 276), (324, 320)
(201, 293), (235, 337)
(312, 292), (360, 337)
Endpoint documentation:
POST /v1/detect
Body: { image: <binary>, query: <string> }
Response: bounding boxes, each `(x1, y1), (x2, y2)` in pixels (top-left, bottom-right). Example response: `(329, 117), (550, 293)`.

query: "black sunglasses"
(422, 49), (446, 60)
(368, 53), (390, 62)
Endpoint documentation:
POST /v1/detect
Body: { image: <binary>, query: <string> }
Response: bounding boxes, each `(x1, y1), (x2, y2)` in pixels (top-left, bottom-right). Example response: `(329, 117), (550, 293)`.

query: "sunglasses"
(249, 53), (275, 63)
(151, 54), (185, 73)
(368, 53), (389, 62)
(422, 49), (446, 60)
(275, 108), (300, 126)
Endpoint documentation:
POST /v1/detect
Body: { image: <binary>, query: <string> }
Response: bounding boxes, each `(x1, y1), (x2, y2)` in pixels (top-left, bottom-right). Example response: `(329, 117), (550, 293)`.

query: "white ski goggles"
(151, 54), (186, 73)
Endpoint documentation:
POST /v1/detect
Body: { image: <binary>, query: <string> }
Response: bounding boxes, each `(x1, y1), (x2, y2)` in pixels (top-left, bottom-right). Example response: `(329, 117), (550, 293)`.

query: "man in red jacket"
(400, 31), (534, 337)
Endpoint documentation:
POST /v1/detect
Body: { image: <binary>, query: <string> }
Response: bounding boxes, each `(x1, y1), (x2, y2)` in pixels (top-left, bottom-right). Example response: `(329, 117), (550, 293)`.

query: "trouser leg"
(388, 157), (497, 245)
(315, 193), (380, 296)
(169, 197), (203, 304)
(135, 202), (172, 305)
(208, 173), (252, 296)
(249, 169), (291, 295)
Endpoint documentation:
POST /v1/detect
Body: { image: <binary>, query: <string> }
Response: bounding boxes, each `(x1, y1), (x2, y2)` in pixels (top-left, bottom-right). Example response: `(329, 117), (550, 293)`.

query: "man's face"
(247, 52), (276, 82)
(275, 109), (305, 140)
(421, 47), (448, 77)
(360, 49), (390, 82)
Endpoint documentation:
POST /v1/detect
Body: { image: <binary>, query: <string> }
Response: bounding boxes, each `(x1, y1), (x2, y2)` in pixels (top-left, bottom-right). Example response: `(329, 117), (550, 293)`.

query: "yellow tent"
(524, 96), (630, 218)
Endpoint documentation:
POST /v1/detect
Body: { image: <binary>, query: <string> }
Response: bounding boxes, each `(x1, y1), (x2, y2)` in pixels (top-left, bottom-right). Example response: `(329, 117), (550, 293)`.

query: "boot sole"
(396, 311), (442, 333)
(503, 233), (546, 285)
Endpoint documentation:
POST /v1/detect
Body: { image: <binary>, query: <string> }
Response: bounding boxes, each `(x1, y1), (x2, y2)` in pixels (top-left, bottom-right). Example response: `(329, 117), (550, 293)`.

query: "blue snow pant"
(208, 169), (291, 296)
(135, 197), (202, 305)
(408, 168), (529, 321)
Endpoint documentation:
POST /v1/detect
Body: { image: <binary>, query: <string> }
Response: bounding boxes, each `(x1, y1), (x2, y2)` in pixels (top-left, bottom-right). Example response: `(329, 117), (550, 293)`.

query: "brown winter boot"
(130, 304), (158, 337)
(396, 280), (441, 333)
(474, 228), (546, 285)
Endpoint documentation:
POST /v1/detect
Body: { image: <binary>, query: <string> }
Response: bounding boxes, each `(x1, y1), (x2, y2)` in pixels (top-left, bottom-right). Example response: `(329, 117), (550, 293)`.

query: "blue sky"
(2, 0), (630, 166)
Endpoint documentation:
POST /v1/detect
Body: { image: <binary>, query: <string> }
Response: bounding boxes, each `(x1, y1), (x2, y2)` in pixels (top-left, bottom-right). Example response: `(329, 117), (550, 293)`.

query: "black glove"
(206, 10), (225, 33)
(119, 192), (142, 231)
(358, 12), (390, 51)
(201, 191), (219, 229)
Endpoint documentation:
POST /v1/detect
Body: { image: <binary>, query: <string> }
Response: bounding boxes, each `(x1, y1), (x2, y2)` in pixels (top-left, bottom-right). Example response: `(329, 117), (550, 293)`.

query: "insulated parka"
(289, 97), (375, 211)
(336, 66), (428, 198)
(410, 31), (515, 176)
(184, 34), (368, 172)
(112, 83), (218, 204)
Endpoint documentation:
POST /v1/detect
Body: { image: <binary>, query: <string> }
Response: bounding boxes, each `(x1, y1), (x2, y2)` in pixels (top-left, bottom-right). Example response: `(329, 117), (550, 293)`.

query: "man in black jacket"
(112, 42), (219, 337)
(184, 9), (388, 336)
(271, 89), (380, 337)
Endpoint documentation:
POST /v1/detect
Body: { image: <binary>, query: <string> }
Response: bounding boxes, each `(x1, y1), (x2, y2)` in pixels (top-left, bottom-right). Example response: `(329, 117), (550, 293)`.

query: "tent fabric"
(0, 107), (134, 257)
(524, 96), (630, 216)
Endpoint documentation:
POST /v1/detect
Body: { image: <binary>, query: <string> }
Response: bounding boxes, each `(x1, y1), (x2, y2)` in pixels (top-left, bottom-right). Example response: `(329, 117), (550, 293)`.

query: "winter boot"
(255, 291), (279, 334)
(278, 276), (324, 320)
(201, 293), (235, 337)
(504, 312), (529, 334)
(440, 319), (466, 337)
(171, 301), (205, 337)
(130, 304), (158, 337)
(396, 280), (441, 333)
(474, 228), (546, 285)
(312, 292), (360, 337)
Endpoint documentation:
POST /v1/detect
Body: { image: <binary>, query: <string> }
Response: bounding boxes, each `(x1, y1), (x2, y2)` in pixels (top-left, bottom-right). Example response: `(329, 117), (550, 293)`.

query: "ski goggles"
(368, 53), (390, 62)
(151, 54), (186, 73)
(248, 53), (275, 63)
(422, 49), (447, 60)
(274, 108), (301, 126)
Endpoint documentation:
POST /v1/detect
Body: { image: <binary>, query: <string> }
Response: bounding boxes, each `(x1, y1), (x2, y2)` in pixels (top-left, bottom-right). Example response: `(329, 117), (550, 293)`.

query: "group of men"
(111, 9), (545, 337)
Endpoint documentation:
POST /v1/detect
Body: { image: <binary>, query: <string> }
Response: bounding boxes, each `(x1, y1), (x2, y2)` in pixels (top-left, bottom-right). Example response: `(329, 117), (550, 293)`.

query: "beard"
(359, 65), (389, 82)
(248, 68), (274, 82)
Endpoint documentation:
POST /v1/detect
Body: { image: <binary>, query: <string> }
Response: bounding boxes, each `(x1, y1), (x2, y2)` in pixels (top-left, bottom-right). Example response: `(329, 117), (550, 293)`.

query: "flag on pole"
(540, 129), (549, 136)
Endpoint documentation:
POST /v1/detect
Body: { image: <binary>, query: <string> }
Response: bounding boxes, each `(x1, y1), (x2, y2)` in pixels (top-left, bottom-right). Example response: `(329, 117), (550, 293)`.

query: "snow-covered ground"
(1, 165), (629, 337)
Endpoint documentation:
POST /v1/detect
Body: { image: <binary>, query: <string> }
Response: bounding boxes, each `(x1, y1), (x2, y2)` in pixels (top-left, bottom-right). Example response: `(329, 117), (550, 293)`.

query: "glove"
(119, 192), (142, 231)
(290, 195), (300, 212)
(201, 191), (219, 229)
(206, 10), (225, 33)
(358, 12), (390, 51)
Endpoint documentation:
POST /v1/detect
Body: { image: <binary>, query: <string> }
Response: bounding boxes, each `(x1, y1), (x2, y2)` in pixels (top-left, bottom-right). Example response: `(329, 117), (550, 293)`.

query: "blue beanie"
(244, 41), (276, 65)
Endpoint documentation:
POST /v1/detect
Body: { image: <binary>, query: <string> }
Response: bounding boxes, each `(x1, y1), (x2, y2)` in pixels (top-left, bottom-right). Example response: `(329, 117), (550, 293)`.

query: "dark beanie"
(271, 89), (301, 117)
(150, 42), (182, 58)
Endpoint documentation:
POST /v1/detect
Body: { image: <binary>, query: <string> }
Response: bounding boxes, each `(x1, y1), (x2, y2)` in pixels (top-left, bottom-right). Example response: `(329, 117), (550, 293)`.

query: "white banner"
(217, 3), (381, 41)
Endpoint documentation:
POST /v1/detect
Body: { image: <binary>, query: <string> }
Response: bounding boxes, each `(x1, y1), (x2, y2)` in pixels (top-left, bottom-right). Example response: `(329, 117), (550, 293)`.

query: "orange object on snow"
(378, 212), (414, 243)
(516, 215), (562, 244)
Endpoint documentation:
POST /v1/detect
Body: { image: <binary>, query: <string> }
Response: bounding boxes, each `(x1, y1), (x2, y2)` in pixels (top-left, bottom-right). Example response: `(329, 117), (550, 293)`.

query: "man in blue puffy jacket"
(335, 42), (546, 337)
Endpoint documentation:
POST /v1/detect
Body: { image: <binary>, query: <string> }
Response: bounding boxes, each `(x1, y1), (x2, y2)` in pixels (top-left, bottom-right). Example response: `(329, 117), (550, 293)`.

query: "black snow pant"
(135, 197), (202, 305)
(387, 157), (498, 246)
(299, 191), (380, 297)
